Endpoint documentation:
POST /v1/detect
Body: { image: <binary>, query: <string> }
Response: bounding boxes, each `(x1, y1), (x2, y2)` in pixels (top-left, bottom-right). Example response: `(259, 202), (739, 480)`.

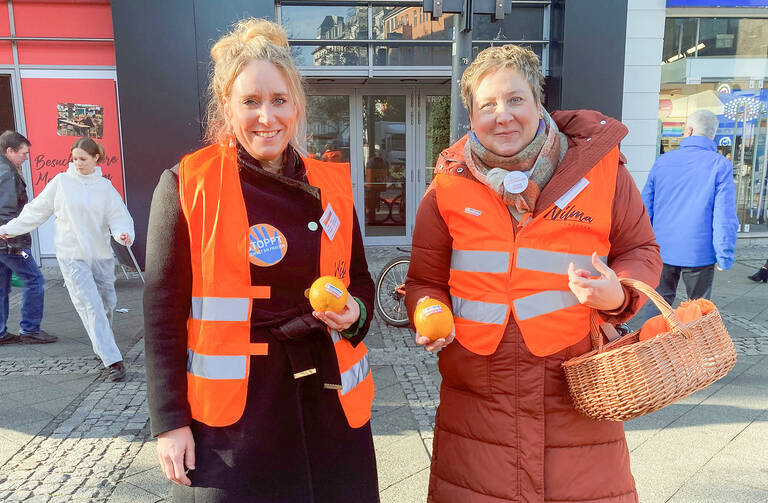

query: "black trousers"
(636, 263), (715, 322)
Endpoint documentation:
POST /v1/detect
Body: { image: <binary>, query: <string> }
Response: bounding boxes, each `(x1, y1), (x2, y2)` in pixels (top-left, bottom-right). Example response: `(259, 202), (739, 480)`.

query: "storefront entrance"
(307, 85), (449, 245)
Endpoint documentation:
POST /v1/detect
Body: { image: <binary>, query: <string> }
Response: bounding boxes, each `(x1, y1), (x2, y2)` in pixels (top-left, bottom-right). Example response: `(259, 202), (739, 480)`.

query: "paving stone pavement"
(0, 247), (767, 502)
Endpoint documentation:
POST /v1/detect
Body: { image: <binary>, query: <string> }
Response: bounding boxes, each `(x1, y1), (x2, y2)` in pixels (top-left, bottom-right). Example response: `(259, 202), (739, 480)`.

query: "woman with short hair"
(143, 18), (378, 503)
(406, 44), (662, 502)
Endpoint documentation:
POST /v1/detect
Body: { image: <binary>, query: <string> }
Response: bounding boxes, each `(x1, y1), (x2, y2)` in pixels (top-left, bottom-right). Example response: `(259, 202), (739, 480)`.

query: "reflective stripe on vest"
(451, 250), (509, 273)
(187, 349), (245, 380)
(516, 248), (606, 276)
(330, 330), (372, 396)
(513, 290), (580, 321)
(452, 295), (508, 325)
(432, 141), (618, 356)
(191, 297), (250, 322)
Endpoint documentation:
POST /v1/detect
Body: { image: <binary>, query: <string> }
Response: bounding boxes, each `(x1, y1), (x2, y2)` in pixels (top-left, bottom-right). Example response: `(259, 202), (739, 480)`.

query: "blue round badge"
(248, 224), (288, 267)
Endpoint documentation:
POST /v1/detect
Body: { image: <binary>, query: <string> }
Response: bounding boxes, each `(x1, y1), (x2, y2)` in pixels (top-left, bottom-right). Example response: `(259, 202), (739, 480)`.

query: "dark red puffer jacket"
(406, 110), (662, 502)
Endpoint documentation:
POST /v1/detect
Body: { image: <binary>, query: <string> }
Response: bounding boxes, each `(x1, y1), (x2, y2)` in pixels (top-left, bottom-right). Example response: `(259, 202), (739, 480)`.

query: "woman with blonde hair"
(143, 18), (378, 502)
(405, 44), (662, 502)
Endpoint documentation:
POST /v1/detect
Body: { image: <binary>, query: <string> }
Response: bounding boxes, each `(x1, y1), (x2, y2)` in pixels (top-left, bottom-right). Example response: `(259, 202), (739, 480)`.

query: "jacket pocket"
(437, 339), (491, 397)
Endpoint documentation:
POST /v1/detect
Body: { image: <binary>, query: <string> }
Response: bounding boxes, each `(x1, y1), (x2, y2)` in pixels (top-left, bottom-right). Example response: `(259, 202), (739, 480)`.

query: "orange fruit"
(413, 298), (454, 342)
(308, 275), (348, 313)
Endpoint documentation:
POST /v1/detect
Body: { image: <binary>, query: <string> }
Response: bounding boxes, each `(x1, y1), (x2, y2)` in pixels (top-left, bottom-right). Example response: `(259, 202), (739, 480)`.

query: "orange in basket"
(639, 298), (716, 341)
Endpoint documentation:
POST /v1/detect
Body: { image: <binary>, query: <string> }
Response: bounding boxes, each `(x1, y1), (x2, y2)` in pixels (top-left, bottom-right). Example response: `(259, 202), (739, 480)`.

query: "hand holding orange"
(308, 275), (349, 313)
(413, 298), (454, 342)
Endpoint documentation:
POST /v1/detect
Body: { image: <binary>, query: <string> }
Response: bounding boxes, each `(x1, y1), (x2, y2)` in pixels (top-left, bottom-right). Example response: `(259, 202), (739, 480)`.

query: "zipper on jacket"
(81, 182), (93, 261)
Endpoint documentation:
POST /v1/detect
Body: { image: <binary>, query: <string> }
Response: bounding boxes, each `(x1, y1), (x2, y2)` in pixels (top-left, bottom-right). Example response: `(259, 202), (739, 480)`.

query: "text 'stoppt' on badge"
(248, 224), (288, 267)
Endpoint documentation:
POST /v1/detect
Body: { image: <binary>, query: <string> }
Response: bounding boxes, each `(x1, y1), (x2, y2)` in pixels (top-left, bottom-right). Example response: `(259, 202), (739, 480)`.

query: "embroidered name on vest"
(543, 204), (594, 224)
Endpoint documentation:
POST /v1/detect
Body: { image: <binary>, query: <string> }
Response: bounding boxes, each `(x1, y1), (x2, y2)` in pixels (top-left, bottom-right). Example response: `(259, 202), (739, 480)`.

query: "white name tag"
(319, 203), (341, 241)
(555, 178), (589, 209)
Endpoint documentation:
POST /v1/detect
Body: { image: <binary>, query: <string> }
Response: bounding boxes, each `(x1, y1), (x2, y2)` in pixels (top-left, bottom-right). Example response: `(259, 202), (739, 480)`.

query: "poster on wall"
(20, 75), (124, 256)
(21, 77), (124, 199)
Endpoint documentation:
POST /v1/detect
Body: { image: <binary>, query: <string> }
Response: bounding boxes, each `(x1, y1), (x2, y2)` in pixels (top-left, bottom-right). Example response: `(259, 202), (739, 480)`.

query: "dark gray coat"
(0, 154), (32, 250)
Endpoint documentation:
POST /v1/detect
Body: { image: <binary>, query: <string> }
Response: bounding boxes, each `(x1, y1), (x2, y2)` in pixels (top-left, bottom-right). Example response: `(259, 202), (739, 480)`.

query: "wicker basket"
(562, 278), (737, 422)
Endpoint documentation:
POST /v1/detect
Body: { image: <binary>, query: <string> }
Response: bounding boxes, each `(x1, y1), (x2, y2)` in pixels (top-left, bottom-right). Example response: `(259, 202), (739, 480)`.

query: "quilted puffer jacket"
(406, 109), (662, 502)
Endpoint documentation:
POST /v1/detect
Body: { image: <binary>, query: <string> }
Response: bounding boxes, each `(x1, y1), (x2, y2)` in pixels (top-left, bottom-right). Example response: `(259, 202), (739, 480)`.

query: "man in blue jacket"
(640, 109), (738, 319)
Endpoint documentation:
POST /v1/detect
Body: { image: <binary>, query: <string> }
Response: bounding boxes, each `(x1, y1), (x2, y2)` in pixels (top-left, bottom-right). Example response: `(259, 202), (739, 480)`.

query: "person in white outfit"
(0, 137), (134, 381)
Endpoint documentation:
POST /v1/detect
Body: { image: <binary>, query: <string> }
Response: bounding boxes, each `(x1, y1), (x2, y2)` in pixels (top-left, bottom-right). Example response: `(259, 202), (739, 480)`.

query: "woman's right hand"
(415, 328), (456, 352)
(156, 426), (195, 486)
(413, 296), (456, 352)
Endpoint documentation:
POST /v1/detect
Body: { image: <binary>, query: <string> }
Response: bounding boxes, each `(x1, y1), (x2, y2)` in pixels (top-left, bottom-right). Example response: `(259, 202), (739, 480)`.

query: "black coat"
(0, 154), (32, 250)
(143, 147), (379, 503)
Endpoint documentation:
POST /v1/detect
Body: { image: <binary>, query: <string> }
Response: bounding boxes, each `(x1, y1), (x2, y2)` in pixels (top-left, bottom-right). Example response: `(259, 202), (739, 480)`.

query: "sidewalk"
(0, 248), (766, 502)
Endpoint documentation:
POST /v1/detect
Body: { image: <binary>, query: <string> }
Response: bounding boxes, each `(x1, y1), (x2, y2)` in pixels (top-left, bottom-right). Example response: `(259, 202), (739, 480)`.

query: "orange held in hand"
(309, 275), (348, 313)
(413, 298), (454, 342)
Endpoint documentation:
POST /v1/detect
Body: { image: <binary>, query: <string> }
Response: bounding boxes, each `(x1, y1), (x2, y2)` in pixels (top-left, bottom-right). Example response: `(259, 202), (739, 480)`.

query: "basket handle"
(589, 277), (693, 352)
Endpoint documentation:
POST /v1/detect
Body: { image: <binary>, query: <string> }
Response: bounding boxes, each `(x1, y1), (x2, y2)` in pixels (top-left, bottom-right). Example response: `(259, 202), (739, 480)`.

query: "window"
(280, 2), (550, 72)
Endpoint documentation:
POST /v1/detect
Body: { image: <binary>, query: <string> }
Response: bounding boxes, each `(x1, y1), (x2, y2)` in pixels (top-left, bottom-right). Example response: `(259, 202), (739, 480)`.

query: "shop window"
(659, 15), (768, 232)
(472, 42), (544, 62)
(472, 9), (545, 42)
(0, 75), (14, 133)
(282, 5), (367, 41)
(291, 44), (367, 67)
(662, 18), (698, 62)
(373, 6), (454, 41)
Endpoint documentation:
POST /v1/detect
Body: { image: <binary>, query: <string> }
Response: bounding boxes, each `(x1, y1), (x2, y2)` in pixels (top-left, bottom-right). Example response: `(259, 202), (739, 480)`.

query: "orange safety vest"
(432, 147), (619, 357)
(178, 143), (374, 428)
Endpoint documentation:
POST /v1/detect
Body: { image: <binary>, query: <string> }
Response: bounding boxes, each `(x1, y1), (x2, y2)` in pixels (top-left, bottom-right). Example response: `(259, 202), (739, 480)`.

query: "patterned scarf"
(464, 109), (568, 214)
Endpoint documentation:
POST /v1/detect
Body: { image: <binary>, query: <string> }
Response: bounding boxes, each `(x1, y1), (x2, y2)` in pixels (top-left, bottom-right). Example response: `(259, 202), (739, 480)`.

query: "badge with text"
(503, 171), (529, 194)
(248, 224), (288, 267)
(319, 203), (340, 241)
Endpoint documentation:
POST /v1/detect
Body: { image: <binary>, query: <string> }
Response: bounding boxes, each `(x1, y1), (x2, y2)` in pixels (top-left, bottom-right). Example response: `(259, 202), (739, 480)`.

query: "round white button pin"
(503, 171), (529, 194)
(308, 221), (318, 231)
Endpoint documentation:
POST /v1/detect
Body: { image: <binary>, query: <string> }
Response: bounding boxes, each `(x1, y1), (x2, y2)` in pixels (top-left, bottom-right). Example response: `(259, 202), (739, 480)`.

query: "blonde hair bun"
(210, 18), (289, 63)
(239, 18), (288, 47)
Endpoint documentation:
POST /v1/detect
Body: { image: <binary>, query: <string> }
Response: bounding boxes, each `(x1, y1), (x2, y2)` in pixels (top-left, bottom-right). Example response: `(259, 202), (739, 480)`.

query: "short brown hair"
(205, 18), (306, 151)
(461, 45), (544, 118)
(71, 137), (105, 162)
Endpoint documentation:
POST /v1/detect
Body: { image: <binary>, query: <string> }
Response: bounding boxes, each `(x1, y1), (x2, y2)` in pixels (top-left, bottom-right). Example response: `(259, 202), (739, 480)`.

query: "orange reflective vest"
(432, 147), (619, 357)
(178, 143), (374, 428)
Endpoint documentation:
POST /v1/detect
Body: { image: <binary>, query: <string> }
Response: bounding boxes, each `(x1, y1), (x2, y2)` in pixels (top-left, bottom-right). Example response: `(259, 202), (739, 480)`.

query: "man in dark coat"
(0, 130), (56, 345)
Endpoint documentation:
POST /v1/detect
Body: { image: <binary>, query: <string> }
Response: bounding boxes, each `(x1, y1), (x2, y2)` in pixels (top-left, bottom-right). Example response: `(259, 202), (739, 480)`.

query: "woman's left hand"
(313, 295), (360, 332)
(568, 252), (625, 311)
(119, 233), (132, 246)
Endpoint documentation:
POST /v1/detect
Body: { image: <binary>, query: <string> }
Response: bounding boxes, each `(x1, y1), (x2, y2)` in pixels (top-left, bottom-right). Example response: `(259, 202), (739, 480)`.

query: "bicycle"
(374, 247), (411, 327)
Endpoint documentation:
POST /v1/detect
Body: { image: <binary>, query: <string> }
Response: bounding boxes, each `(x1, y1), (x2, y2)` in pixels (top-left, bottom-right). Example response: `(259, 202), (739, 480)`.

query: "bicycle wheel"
(375, 256), (411, 327)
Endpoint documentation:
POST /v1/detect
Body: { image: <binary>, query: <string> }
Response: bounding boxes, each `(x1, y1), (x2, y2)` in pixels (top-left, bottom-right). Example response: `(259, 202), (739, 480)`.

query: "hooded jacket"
(0, 165), (134, 262)
(406, 110), (662, 503)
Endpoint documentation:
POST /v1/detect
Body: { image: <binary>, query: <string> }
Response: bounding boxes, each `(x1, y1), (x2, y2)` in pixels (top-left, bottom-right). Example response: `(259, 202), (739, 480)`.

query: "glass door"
(308, 86), (449, 245)
(360, 93), (411, 242)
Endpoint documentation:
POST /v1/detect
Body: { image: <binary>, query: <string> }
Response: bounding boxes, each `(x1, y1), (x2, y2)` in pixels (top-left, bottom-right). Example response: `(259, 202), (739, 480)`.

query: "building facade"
(658, 0), (768, 235)
(4, 0), (638, 265)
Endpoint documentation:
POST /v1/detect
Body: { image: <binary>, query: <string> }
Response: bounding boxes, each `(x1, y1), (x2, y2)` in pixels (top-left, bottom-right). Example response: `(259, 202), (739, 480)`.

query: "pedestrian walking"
(0, 130), (56, 346)
(639, 109), (738, 318)
(143, 18), (378, 502)
(405, 44), (662, 502)
(0, 137), (134, 381)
